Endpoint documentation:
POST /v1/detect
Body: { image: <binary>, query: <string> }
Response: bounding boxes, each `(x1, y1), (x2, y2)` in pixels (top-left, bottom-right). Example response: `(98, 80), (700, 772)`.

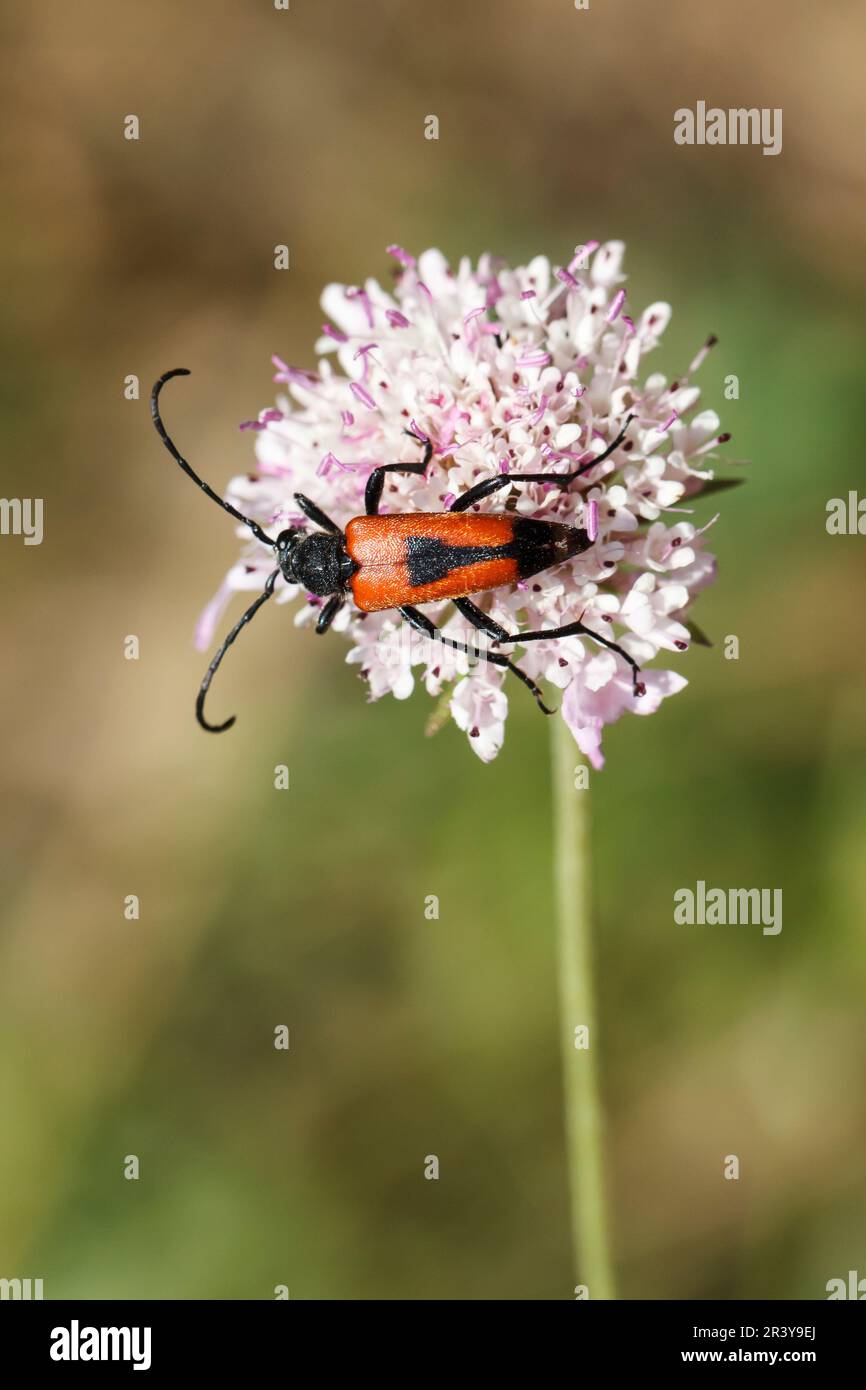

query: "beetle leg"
(294, 493), (342, 535)
(398, 605), (554, 715)
(315, 593), (344, 635)
(558, 413), (634, 483)
(452, 596), (510, 644)
(364, 437), (433, 515)
(449, 415), (634, 511)
(496, 619), (645, 697)
(449, 473), (546, 512)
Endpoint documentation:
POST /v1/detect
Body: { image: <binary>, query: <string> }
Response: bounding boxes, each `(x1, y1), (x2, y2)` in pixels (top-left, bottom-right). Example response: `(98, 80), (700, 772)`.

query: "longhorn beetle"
(151, 368), (645, 731)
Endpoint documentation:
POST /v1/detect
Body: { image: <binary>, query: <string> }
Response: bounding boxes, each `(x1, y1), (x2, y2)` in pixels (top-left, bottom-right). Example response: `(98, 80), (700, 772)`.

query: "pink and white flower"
(202, 242), (729, 766)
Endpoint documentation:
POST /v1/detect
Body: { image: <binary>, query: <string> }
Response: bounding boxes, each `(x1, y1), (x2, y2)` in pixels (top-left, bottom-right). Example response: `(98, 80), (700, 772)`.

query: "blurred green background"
(1, 0), (865, 1300)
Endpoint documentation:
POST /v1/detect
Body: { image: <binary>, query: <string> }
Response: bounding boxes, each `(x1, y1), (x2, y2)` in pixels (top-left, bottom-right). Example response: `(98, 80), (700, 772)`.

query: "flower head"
(202, 242), (728, 766)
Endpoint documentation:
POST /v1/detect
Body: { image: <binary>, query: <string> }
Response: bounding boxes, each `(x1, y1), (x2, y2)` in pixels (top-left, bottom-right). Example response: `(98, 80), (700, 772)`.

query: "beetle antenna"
(196, 568), (280, 732)
(151, 369), (277, 550)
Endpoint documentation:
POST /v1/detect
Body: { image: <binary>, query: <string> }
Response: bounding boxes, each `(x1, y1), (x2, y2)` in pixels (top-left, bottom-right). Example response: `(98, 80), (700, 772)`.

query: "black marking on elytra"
(405, 534), (512, 586)
(511, 517), (592, 577)
(404, 519), (591, 588)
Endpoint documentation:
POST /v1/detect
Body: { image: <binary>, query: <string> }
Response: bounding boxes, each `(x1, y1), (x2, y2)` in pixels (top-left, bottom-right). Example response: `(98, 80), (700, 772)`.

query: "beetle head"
(277, 528), (343, 596)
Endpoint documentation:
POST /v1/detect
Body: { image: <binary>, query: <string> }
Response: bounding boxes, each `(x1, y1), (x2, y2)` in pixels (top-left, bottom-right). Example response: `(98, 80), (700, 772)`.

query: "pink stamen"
(350, 382), (376, 411)
(569, 239), (599, 273)
(321, 323), (348, 343)
(239, 408), (283, 432)
(688, 334), (718, 376)
(317, 451), (355, 478)
(386, 243), (416, 268)
(693, 434), (732, 457)
(341, 410), (354, 427)
(516, 350), (551, 368)
(463, 307), (485, 346)
(542, 444), (585, 464)
(586, 499), (599, 542)
(607, 289), (626, 323)
(341, 429), (379, 445)
(272, 358), (319, 388)
(386, 309), (410, 329)
(520, 289), (536, 300)
(345, 285), (374, 327)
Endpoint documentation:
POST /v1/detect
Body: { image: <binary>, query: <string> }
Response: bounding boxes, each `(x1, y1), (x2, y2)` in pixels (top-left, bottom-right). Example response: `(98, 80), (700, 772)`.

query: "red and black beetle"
(151, 368), (644, 731)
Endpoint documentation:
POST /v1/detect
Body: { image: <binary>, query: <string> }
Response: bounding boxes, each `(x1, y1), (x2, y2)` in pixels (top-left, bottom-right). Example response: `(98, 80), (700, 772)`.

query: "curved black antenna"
(151, 368), (277, 550)
(197, 568), (280, 732)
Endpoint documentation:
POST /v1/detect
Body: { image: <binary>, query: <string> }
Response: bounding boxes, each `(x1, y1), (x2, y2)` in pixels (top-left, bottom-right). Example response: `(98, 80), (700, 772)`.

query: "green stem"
(550, 715), (616, 1299)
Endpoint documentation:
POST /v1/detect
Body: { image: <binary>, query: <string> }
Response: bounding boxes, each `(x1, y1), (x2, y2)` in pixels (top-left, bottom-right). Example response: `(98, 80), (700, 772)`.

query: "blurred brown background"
(1, 0), (865, 1299)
